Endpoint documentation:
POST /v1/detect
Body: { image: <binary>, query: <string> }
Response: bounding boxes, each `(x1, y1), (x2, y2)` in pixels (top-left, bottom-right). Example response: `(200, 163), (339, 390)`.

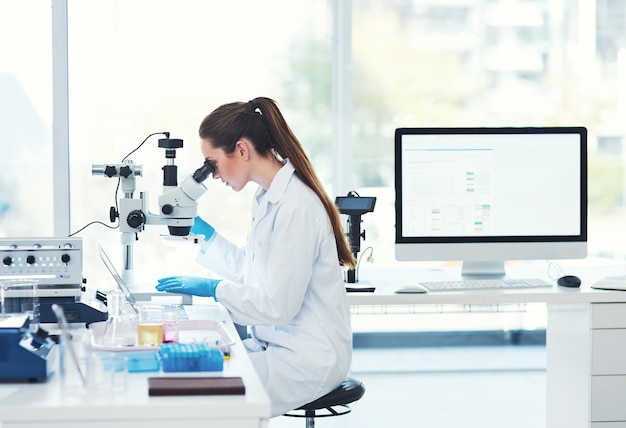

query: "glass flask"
(102, 291), (136, 347)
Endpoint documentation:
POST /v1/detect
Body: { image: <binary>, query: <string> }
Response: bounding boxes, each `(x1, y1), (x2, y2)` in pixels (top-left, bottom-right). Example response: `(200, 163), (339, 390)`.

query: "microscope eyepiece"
(192, 160), (216, 183)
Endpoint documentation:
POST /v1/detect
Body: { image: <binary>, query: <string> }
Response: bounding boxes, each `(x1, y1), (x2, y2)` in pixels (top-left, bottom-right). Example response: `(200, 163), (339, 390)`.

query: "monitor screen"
(394, 127), (587, 276)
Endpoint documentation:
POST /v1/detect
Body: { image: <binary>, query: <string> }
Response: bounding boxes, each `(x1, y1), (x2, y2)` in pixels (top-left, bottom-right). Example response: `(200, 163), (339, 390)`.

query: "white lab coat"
(196, 160), (352, 417)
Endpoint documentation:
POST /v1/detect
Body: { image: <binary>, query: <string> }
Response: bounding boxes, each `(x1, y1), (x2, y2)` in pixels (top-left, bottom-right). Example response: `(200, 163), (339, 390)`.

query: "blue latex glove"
(156, 276), (221, 298)
(191, 216), (215, 241)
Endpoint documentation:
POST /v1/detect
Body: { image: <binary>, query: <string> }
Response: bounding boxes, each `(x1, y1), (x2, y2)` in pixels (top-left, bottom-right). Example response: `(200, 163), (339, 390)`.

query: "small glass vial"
(162, 312), (179, 343)
(102, 291), (136, 347)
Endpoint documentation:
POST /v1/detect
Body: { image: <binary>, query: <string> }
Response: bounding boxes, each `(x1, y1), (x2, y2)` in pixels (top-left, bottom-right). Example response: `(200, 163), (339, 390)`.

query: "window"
(0, 2), (53, 236)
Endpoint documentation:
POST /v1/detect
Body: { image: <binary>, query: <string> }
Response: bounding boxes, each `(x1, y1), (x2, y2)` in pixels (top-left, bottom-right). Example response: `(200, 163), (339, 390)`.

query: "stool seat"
(284, 377), (365, 427)
(298, 377), (365, 411)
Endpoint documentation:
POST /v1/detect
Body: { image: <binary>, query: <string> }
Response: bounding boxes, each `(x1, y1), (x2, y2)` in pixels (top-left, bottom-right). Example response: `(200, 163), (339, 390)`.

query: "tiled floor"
(268, 345), (546, 427)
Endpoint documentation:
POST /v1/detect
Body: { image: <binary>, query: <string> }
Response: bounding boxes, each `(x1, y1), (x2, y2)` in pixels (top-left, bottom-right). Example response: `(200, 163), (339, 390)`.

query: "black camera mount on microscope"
(335, 192), (376, 289)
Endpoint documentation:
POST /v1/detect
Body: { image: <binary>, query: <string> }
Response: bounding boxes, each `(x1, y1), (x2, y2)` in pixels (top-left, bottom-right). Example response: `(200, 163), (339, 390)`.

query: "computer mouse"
(557, 275), (581, 288)
(395, 285), (428, 294)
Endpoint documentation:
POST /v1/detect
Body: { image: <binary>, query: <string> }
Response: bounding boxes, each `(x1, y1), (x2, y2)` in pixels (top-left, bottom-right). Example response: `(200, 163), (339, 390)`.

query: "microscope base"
(345, 280), (375, 293)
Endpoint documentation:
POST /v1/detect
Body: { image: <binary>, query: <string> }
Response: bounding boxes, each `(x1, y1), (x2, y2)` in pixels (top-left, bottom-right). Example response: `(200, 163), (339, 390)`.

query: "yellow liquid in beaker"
(137, 323), (164, 346)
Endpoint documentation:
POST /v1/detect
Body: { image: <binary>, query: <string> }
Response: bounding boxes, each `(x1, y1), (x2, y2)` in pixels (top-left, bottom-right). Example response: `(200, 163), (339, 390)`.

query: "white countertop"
(0, 304), (271, 427)
(347, 261), (626, 306)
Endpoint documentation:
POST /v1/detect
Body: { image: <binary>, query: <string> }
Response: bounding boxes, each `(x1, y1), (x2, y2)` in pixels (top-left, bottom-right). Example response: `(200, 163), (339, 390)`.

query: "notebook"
(98, 245), (225, 322)
(147, 376), (245, 396)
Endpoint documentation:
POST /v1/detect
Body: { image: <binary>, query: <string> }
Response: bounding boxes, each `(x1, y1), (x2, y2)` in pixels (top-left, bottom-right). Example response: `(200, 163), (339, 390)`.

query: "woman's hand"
(191, 216), (215, 241)
(156, 276), (221, 298)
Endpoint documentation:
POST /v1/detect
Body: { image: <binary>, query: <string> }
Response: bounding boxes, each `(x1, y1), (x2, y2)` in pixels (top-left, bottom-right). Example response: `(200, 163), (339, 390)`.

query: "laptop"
(98, 245), (225, 322)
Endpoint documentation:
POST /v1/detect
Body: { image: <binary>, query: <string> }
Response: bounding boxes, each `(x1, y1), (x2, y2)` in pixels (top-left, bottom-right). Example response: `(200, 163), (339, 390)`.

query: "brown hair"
(199, 97), (355, 269)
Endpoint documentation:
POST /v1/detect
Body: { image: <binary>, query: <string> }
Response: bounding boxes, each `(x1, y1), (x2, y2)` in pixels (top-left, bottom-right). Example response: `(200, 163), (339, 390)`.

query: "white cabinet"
(591, 303), (626, 423)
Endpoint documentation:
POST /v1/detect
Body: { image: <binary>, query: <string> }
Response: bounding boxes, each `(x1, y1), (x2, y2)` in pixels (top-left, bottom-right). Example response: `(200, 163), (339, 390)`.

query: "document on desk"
(591, 276), (626, 291)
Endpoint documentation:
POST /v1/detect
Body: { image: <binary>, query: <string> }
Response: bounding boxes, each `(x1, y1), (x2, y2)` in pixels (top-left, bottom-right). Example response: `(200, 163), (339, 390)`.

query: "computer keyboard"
(419, 278), (553, 292)
(163, 304), (189, 320)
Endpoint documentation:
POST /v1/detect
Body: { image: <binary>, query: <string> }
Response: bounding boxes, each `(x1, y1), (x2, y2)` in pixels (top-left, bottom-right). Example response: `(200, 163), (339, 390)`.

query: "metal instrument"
(0, 237), (107, 323)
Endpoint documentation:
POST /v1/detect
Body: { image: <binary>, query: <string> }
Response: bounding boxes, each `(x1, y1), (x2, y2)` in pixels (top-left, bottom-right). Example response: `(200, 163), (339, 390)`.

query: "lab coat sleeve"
(215, 203), (319, 325)
(196, 232), (246, 284)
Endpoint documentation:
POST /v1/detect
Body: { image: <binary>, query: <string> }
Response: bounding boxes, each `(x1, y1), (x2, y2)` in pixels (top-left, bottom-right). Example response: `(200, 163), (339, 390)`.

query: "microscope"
(335, 193), (376, 289)
(92, 135), (215, 285)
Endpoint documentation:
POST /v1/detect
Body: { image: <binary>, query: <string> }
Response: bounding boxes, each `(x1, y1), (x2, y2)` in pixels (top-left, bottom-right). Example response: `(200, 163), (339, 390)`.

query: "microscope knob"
(109, 207), (119, 223)
(161, 204), (174, 215)
(61, 254), (71, 264)
(127, 210), (146, 229)
(104, 165), (118, 177)
(119, 165), (133, 178)
(2, 256), (12, 266)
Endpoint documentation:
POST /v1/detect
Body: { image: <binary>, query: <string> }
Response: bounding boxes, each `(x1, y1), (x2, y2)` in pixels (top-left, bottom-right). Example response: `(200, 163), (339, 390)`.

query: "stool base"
(284, 404), (352, 427)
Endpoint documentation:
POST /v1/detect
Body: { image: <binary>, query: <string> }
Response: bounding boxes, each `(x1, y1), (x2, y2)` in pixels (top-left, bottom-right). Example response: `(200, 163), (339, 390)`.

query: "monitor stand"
(461, 261), (506, 278)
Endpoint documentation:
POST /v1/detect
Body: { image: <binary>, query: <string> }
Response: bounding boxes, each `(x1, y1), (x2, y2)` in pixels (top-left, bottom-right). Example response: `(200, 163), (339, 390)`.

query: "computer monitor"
(394, 127), (587, 277)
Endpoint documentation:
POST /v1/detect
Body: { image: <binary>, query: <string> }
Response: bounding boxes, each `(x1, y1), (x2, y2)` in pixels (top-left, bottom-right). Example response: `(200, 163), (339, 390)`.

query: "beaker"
(0, 279), (39, 329)
(137, 305), (165, 346)
(163, 311), (179, 343)
(102, 291), (136, 347)
(87, 352), (128, 393)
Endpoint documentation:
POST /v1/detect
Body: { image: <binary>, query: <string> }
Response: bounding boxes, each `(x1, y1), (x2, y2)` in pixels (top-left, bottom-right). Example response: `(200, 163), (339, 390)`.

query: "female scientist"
(156, 97), (355, 416)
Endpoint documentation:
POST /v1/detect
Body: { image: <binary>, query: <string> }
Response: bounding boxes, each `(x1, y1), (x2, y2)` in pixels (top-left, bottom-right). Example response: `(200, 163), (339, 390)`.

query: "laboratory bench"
(0, 305), (271, 428)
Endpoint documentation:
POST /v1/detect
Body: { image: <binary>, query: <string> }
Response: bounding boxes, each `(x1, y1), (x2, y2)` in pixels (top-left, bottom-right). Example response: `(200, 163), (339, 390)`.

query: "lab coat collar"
(254, 159), (294, 205)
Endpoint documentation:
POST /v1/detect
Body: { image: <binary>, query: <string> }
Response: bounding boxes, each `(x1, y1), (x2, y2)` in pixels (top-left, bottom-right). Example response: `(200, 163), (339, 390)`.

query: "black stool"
(283, 377), (365, 427)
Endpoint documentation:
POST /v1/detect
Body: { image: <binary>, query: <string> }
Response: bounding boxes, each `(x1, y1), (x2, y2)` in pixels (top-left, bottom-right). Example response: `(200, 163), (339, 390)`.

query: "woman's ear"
(235, 139), (251, 160)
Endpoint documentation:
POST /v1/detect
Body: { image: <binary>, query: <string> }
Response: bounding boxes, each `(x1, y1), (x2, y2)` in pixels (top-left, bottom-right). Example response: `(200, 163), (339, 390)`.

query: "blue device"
(0, 314), (56, 381)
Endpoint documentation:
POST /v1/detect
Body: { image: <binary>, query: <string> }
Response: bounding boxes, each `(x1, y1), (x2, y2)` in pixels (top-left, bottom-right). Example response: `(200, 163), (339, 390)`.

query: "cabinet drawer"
(592, 330), (626, 374)
(593, 303), (626, 328)
(591, 423), (626, 427)
(592, 376), (626, 422)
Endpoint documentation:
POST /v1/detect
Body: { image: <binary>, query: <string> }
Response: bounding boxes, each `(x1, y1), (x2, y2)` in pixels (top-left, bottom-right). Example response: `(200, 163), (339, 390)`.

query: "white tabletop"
(0, 304), (271, 427)
(347, 260), (626, 306)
